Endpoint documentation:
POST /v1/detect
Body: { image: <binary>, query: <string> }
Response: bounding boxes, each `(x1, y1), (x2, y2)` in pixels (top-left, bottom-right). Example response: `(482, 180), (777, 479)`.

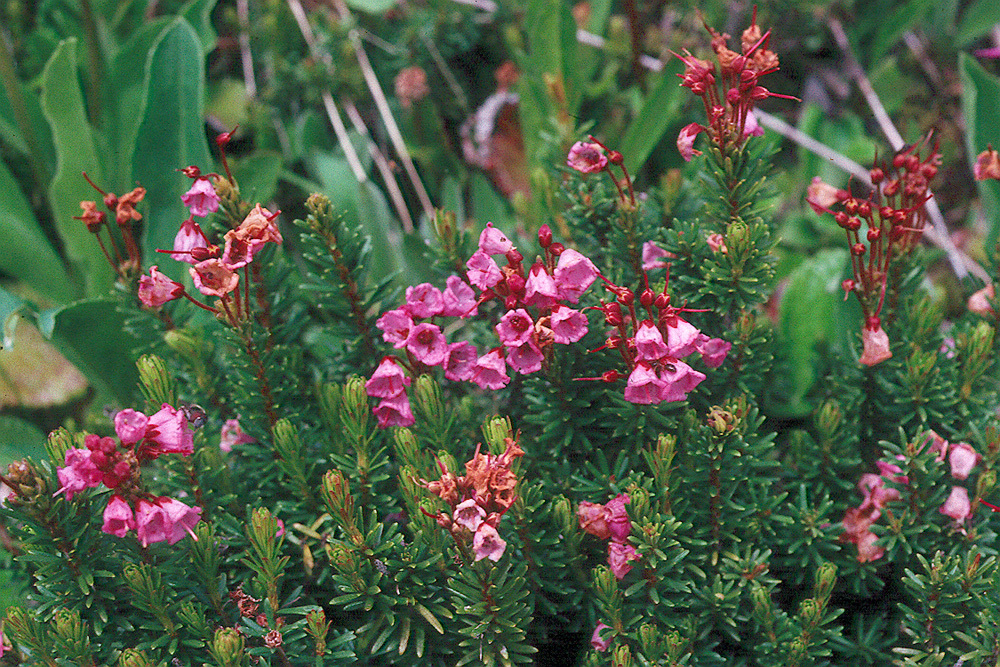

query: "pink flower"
(158, 497), (202, 544)
(743, 110), (764, 137)
(523, 264), (560, 309)
(550, 305), (588, 344)
(642, 241), (672, 271)
(181, 178), (220, 217)
(190, 259), (239, 297)
(145, 404), (194, 457)
(875, 460), (908, 485)
(607, 542), (639, 579)
(664, 317), (700, 357)
(806, 176), (841, 214)
(922, 430), (949, 462)
(472, 523), (506, 562)
(635, 320), (669, 361)
(605, 493), (630, 543)
(590, 623), (613, 652)
(172, 216), (209, 265)
(404, 283), (445, 318)
(657, 360), (706, 402)
(706, 233), (728, 254)
(553, 249), (598, 303)
(442, 275), (477, 317)
(479, 223), (513, 255)
(939, 486), (972, 523)
(56, 448), (102, 500)
(578, 501), (611, 539)
(496, 309), (534, 346)
(506, 340), (544, 374)
(365, 357), (410, 398)
(467, 250), (503, 290)
(624, 363), (665, 404)
(444, 342), (478, 382)
(471, 349), (510, 390)
(219, 418), (256, 453)
(373, 392), (415, 428)
(406, 323), (448, 366)
(221, 204), (282, 269)
(694, 334), (731, 368)
(854, 530), (885, 563)
(138, 266), (184, 308)
(114, 409), (149, 446)
(677, 122), (704, 161)
(949, 442), (980, 481)
(567, 141), (607, 173)
(376, 308), (414, 349)
(859, 324), (892, 366)
(968, 284), (995, 317)
(454, 498), (486, 531)
(102, 495), (135, 537)
(134, 498), (168, 546)
(974, 146), (1000, 181)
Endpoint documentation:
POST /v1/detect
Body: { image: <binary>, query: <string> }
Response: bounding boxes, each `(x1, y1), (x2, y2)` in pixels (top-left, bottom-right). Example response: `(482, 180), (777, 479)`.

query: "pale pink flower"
(949, 442), (980, 481)
(743, 110), (764, 137)
(974, 146), (1000, 181)
(102, 495), (135, 537)
(968, 284), (996, 317)
(608, 542), (639, 579)
(181, 178), (220, 217)
(496, 309), (534, 346)
(172, 216), (209, 265)
(442, 275), (477, 317)
(642, 241), (672, 271)
(567, 141), (607, 173)
(145, 404), (194, 457)
(471, 349), (510, 390)
(158, 497), (202, 544)
(577, 501), (611, 539)
(444, 341), (478, 382)
(219, 419), (256, 453)
(394, 66), (430, 108)
(479, 223), (513, 255)
(114, 409), (149, 446)
(634, 320), (669, 362)
(553, 249), (598, 303)
(190, 259), (238, 297)
(454, 498), (486, 531)
(657, 360), (705, 402)
(706, 233), (728, 254)
(875, 460), (908, 485)
(406, 323), (448, 366)
(590, 622), (613, 652)
(523, 264), (560, 309)
(676, 122), (704, 161)
(859, 324), (891, 366)
(854, 530), (885, 563)
(664, 317), (700, 357)
(376, 308), (414, 349)
(939, 486), (972, 523)
(134, 498), (168, 546)
(506, 340), (544, 374)
(365, 357), (410, 398)
(550, 305), (588, 344)
(472, 523), (506, 562)
(922, 430), (949, 462)
(404, 283), (444, 318)
(806, 176), (841, 214)
(373, 392), (415, 429)
(694, 334), (731, 368)
(466, 250), (503, 290)
(605, 493), (630, 543)
(624, 363), (665, 404)
(138, 266), (184, 308)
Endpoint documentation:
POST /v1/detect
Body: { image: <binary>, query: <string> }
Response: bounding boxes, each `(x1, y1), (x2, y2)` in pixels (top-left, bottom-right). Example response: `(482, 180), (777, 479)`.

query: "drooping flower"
(642, 241), (673, 271)
(553, 249), (598, 303)
(102, 495), (135, 537)
(694, 334), (732, 368)
(549, 305), (588, 344)
(138, 266), (184, 308)
(939, 486), (972, 523)
(219, 418), (256, 453)
(806, 176), (841, 214)
(405, 323), (448, 366)
(444, 341), (478, 382)
(523, 264), (560, 308)
(605, 493), (631, 543)
(607, 542), (639, 579)
(376, 308), (415, 348)
(471, 349), (510, 390)
(657, 360), (706, 402)
(181, 178), (220, 217)
(505, 340), (544, 374)
(854, 530), (885, 563)
(677, 122), (704, 161)
(404, 283), (445, 318)
(134, 498), (168, 546)
(365, 357), (410, 398)
(664, 316), (700, 357)
(496, 309), (534, 346)
(222, 204), (282, 268)
(158, 497), (203, 544)
(577, 501), (612, 539)
(114, 409), (149, 446)
(472, 522), (507, 562)
(706, 232), (728, 254)
(948, 442), (980, 481)
(145, 403), (194, 457)
(479, 223), (513, 255)
(373, 391), (416, 429)
(567, 141), (608, 173)
(590, 623), (613, 652)
(190, 259), (239, 297)
(624, 362), (665, 404)
(466, 250), (503, 290)
(634, 320), (669, 361)
(968, 284), (996, 317)
(442, 275), (478, 317)
(56, 448), (102, 500)
(453, 498), (486, 532)
(859, 323), (892, 366)
(172, 216), (210, 265)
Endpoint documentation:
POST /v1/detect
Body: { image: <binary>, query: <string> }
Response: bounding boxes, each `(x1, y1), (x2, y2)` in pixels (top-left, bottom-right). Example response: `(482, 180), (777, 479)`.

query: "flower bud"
(210, 628), (246, 667)
(538, 224), (552, 248)
(341, 376), (370, 433)
(549, 242), (564, 255)
(814, 562), (837, 601)
(870, 167), (884, 184)
(118, 649), (157, 667)
(305, 608), (330, 654)
(45, 427), (76, 469)
(413, 374), (444, 424)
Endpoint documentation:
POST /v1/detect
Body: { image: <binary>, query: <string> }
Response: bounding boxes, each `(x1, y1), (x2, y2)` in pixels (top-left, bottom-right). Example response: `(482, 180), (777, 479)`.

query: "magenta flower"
(472, 523), (506, 562)
(664, 317), (700, 357)
(158, 497), (203, 544)
(219, 418), (256, 453)
(190, 259), (238, 297)
(567, 141), (607, 173)
(939, 486), (972, 523)
(442, 275), (477, 317)
(605, 493), (631, 543)
(138, 266), (184, 308)
(145, 404), (194, 457)
(365, 357), (410, 398)
(496, 309), (534, 346)
(404, 283), (445, 318)
(181, 178), (220, 217)
(523, 264), (560, 309)
(608, 542), (639, 579)
(590, 623), (613, 652)
(134, 498), (168, 546)
(553, 249), (598, 303)
(406, 323), (448, 366)
(376, 308), (414, 349)
(577, 501), (612, 539)
(624, 363), (666, 404)
(550, 305), (587, 344)
(172, 216), (209, 265)
(102, 495), (135, 537)
(676, 122), (704, 161)
(743, 110), (764, 137)
(479, 223), (513, 255)
(444, 341), (478, 382)
(114, 409), (149, 446)
(657, 360), (705, 402)
(373, 392), (415, 428)
(949, 442), (980, 481)
(506, 340), (544, 374)
(56, 448), (102, 500)
(694, 334), (731, 368)
(634, 320), (669, 362)
(466, 250), (503, 290)
(471, 349), (510, 390)
(642, 241), (672, 271)
(454, 498), (486, 531)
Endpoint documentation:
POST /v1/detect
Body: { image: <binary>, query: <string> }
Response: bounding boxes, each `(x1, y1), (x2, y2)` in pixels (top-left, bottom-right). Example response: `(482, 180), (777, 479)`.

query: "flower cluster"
(808, 141), (941, 366)
(75, 176), (147, 279)
(56, 404), (202, 546)
(418, 437), (523, 563)
(578, 493), (639, 579)
(673, 10), (789, 157)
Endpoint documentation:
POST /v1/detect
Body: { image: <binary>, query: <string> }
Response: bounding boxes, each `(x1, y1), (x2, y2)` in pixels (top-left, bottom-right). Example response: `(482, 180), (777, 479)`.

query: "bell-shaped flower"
(694, 334), (731, 368)
(406, 323), (448, 366)
(453, 498), (486, 532)
(859, 324), (892, 366)
(56, 448), (102, 500)
(658, 360), (705, 402)
(173, 216), (209, 265)
(577, 501), (612, 539)
(145, 404), (194, 458)
(444, 341), (478, 382)
(590, 623), (613, 652)
(523, 264), (560, 309)
(664, 316), (700, 357)
(467, 250), (503, 290)
(190, 259), (238, 297)
(373, 391), (415, 429)
(939, 486), (972, 523)
(181, 178), (220, 217)
(608, 542), (639, 579)
(677, 122), (704, 161)
(138, 266), (184, 308)
(471, 349), (510, 390)
(102, 495), (135, 537)
(479, 223), (513, 255)
(566, 141), (607, 173)
(550, 305), (588, 344)
(605, 493), (631, 543)
(624, 362), (666, 404)
(404, 283), (444, 318)
(635, 320), (669, 361)
(506, 340), (544, 375)
(114, 409), (149, 446)
(442, 275), (477, 317)
(496, 309), (534, 346)
(554, 249), (598, 303)
(219, 418), (256, 453)
(949, 442), (980, 481)
(365, 357), (410, 398)
(472, 523), (506, 562)
(376, 308), (414, 349)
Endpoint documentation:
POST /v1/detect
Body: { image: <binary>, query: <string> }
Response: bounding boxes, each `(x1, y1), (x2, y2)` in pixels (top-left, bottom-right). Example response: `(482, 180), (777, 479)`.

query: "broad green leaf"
(956, 0), (1000, 46)
(0, 77), (55, 166)
(40, 39), (113, 297)
(0, 317), (87, 410)
(133, 19), (212, 283)
(471, 173), (512, 228)
(621, 61), (684, 175)
(342, 0), (399, 13)
(960, 53), (1000, 252)
(0, 160), (72, 302)
(180, 0), (219, 54)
